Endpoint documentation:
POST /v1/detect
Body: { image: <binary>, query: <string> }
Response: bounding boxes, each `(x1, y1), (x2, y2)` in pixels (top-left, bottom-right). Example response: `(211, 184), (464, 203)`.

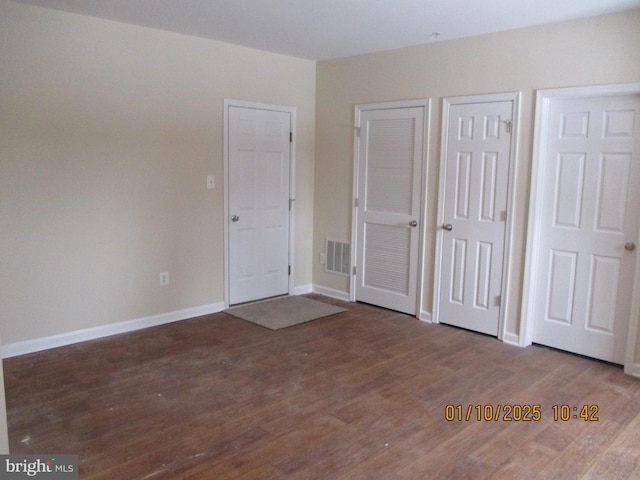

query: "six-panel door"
(532, 94), (640, 363)
(436, 100), (513, 335)
(228, 106), (291, 305)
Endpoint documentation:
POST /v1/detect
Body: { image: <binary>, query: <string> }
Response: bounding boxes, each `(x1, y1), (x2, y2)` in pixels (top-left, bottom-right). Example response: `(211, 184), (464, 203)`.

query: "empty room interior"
(2, 0), (640, 478)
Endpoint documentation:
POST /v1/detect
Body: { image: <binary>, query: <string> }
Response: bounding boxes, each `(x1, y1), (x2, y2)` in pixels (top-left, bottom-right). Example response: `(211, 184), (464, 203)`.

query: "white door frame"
(433, 92), (521, 341)
(350, 99), (430, 318)
(520, 83), (640, 376)
(223, 99), (296, 308)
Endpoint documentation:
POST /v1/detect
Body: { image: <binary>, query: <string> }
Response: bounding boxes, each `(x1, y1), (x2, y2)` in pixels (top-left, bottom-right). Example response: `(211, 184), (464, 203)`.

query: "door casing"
(433, 92), (521, 341)
(521, 83), (640, 376)
(223, 99), (296, 308)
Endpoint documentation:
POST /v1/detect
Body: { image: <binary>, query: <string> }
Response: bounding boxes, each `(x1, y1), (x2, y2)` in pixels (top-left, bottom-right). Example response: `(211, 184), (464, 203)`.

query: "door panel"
(228, 106), (290, 305)
(532, 94), (640, 363)
(436, 100), (514, 335)
(363, 223), (411, 295)
(354, 104), (427, 315)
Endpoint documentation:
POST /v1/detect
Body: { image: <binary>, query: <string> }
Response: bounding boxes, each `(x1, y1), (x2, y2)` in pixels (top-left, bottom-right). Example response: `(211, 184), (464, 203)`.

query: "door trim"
(223, 99), (296, 308)
(350, 99), (431, 317)
(521, 83), (640, 376)
(432, 92), (521, 341)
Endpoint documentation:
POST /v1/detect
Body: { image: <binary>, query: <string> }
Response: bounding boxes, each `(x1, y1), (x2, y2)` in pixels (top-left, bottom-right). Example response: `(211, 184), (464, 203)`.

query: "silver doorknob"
(231, 215), (239, 222)
(625, 242), (636, 251)
(409, 220), (418, 227)
(443, 224), (453, 231)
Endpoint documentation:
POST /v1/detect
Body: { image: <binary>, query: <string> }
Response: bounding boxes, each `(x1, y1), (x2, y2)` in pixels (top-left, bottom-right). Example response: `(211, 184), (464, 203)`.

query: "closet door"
(353, 102), (428, 315)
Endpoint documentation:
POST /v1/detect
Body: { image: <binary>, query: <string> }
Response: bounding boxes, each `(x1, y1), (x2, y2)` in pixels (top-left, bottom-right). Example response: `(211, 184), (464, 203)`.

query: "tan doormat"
(224, 295), (347, 330)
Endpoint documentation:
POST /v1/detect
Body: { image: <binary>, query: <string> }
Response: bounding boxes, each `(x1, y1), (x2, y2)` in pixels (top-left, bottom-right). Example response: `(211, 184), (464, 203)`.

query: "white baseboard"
(418, 311), (432, 323)
(502, 331), (522, 347)
(312, 285), (350, 302)
(1, 302), (225, 359)
(292, 284), (313, 295)
(624, 362), (640, 378)
(0, 287), (343, 359)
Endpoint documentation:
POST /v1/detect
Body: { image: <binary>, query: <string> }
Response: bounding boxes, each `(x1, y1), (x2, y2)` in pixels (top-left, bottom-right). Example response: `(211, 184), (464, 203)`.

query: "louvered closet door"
(354, 105), (425, 315)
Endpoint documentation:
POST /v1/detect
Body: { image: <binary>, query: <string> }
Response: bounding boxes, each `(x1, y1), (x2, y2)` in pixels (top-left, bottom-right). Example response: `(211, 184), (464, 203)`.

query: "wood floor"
(4, 294), (640, 479)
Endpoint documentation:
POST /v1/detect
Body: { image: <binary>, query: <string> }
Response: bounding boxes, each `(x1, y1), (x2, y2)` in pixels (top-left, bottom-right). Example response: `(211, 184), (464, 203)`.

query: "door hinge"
(494, 295), (501, 307)
(500, 210), (507, 222)
(288, 265), (291, 276)
(352, 266), (356, 275)
(504, 120), (512, 134)
(355, 126), (361, 137)
(354, 198), (359, 208)
(289, 198), (295, 211)
(290, 132), (293, 143)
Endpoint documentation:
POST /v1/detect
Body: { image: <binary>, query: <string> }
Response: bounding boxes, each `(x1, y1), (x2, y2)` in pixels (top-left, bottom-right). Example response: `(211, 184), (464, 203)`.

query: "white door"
(353, 102), (428, 315)
(434, 98), (516, 335)
(227, 105), (291, 305)
(531, 94), (640, 364)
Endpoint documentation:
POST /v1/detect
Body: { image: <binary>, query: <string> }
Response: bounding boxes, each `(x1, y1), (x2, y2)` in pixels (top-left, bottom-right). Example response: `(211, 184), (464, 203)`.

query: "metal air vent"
(325, 239), (350, 276)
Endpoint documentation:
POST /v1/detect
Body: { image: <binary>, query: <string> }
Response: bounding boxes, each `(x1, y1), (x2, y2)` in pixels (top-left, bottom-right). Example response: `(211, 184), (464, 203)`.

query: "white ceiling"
(9, 0), (640, 60)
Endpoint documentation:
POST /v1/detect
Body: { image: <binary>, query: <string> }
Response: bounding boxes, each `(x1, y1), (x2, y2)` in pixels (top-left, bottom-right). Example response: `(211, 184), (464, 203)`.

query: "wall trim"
(2, 287), (344, 358)
(292, 284), (313, 295)
(1, 303), (225, 359)
(625, 362), (640, 379)
(418, 311), (432, 323)
(312, 285), (350, 302)
(502, 332), (522, 347)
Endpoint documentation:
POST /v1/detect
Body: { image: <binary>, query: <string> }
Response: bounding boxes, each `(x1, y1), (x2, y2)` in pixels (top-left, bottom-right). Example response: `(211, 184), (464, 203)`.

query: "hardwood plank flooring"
(4, 294), (640, 479)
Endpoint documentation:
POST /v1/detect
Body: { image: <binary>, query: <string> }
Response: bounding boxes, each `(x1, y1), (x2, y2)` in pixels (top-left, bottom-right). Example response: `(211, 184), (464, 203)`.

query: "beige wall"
(313, 10), (640, 338)
(0, 0), (316, 345)
(1, 1), (638, 350)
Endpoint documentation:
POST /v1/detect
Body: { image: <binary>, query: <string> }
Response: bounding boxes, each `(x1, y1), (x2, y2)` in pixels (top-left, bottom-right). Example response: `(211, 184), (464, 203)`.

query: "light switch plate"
(207, 176), (215, 189)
